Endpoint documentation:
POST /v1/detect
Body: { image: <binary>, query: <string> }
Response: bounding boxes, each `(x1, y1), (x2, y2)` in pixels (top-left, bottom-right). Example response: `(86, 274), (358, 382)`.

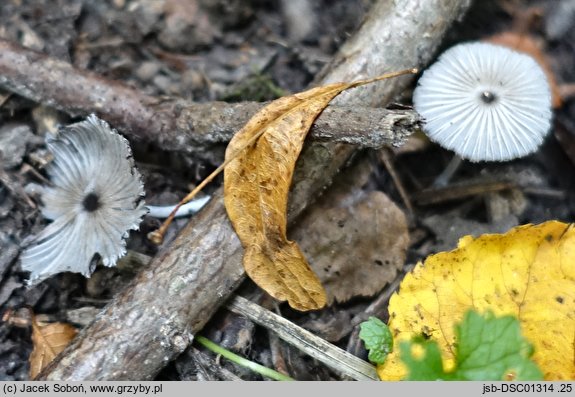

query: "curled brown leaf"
(224, 70), (416, 311)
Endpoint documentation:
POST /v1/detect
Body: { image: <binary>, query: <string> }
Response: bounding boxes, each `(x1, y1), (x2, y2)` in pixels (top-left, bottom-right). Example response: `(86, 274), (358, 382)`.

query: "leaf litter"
(293, 157), (409, 304)
(29, 315), (77, 379)
(151, 69), (417, 311)
(2, 308), (78, 379)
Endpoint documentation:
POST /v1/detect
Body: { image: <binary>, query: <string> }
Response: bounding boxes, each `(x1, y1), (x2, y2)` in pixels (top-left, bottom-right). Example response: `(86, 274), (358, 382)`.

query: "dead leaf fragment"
(224, 70), (415, 311)
(29, 314), (77, 379)
(378, 221), (575, 380)
(294, 159), (408, 304)
(305, 190), (407, 303)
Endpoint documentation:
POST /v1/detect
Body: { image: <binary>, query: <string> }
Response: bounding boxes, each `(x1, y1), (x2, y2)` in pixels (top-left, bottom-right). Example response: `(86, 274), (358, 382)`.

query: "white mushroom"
(20, 115), (147, 285)
(413, 42), (552, 162)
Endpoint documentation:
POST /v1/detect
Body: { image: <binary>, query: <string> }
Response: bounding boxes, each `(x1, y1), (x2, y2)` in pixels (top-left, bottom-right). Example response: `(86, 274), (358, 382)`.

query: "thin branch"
(0, 38), (418, 157)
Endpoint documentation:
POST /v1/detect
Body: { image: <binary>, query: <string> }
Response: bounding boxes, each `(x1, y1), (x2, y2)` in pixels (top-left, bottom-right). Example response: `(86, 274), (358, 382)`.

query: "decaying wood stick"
(114, 252), (379, 380)
(0, 38), (418, 155)
(227, 295), (379, 381)
(38, 0), (471, 380)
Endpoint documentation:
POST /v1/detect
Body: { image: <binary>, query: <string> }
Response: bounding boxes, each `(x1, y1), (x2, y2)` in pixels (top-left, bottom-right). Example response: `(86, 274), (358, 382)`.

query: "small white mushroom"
(20, 115), (147, 285)
(413, 42), (553, 162)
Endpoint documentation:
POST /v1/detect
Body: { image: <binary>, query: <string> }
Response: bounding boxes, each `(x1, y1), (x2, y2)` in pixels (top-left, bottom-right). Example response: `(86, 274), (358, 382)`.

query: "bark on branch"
(37, 0), (471, 380)
(0, 38), (418, 157)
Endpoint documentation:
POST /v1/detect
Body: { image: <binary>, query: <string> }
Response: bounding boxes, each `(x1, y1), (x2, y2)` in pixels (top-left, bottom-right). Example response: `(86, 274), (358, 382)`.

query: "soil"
(1, 0), (574, 381)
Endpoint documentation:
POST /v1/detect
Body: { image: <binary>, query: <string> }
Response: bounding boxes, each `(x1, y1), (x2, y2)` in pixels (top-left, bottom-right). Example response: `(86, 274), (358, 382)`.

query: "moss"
(220, 73), (286, 102)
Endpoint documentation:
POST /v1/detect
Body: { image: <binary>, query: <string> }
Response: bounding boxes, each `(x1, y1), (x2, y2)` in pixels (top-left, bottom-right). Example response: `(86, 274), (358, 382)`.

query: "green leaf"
(401, 310), (543, 381)
(454, 311), (543, 380)
(359, 317), (393, 365)
(399, 338), (458, 381)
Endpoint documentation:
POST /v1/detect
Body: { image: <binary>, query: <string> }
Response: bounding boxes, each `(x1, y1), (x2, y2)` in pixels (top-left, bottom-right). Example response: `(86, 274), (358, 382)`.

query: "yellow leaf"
(224, 70), (416, 311)
(29, 314), (77, 379)
(378, 221), (575, 380)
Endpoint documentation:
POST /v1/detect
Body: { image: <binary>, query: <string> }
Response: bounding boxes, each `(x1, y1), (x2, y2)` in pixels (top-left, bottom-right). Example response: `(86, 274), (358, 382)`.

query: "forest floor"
(0, 0), (574, 381)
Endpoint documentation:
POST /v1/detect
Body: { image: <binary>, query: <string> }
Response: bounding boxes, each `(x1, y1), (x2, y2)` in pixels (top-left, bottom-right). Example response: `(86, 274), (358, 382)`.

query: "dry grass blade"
(227, 295), (379, 380)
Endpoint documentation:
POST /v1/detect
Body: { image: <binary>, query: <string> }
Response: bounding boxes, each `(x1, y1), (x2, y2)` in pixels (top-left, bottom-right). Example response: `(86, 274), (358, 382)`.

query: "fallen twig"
(0, 38), (419, 160)
(37, 0), (471, 380)
(97, 249), (376, 380)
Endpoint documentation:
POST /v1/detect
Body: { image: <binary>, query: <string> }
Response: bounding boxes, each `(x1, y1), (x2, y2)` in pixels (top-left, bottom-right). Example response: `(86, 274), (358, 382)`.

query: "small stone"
(152, 75), (173, 93)
(136, 61), (162, 82)
(181, 69), (207, 91)
(0, 124), (35, 170)
(66, 306), (101, 327)
(31, 106), (64, 136)
(157, 2), (219, 53)
(0, 188), (14, 219)
(282, 0), (317, 43)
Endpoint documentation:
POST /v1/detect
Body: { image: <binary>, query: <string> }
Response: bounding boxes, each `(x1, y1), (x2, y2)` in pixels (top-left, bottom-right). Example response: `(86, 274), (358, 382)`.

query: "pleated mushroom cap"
(20, 115), (147, 285)
(413, 42), (552, 162)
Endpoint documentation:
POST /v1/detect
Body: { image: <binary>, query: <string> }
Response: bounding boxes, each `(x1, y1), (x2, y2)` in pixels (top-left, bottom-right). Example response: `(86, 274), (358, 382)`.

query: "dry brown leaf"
(224, 70), (415, 311)
(304, 190), (407, 303)
(29, 313), (77, 379)
(293, 159), (408, 304)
